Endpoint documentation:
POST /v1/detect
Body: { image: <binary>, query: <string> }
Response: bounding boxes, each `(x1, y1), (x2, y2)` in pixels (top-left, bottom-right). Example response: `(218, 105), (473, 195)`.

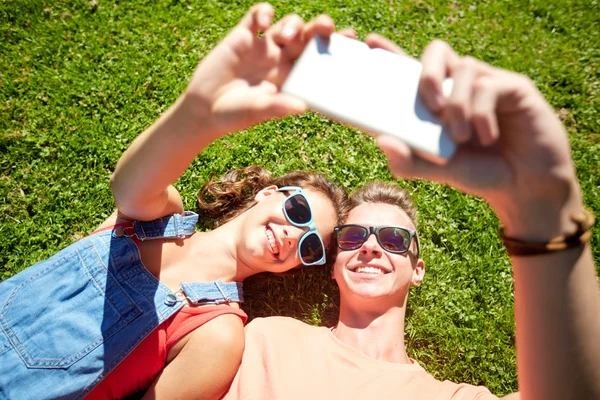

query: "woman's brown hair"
(197, 165), (349, 229)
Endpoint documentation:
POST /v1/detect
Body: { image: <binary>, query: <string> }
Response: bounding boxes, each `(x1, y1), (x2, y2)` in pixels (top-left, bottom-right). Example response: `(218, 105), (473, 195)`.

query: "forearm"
(110, 94), (218, 220)
(503, 189), (600, 399)
(513, 245), (600, 399)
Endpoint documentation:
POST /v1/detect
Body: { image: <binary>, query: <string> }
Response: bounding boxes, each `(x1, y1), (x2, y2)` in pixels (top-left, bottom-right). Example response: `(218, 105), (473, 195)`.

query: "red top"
(86, 304), (247, 400)
(86, 223), (248, 399)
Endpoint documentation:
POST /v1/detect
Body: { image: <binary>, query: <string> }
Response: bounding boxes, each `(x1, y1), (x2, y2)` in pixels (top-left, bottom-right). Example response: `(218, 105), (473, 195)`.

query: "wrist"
(493, 180), (586, 242)
(500, 209), (594, 256)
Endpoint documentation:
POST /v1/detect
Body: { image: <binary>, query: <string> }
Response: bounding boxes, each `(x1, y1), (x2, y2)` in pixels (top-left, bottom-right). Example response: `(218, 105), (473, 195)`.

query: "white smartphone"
(282, 33), (456, 163)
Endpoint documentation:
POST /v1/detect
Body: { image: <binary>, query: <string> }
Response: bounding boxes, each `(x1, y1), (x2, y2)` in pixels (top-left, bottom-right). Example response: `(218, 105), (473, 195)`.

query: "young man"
(226, 181), (507, 399)
(221, 33), (600, 400)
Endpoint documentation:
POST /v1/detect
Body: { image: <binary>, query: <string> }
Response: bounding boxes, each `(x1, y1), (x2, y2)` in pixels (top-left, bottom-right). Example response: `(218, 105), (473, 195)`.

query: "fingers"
(302, 14), (336, 40)
(445, 57), (477, 143)
(470, 76), (500, 146)
(268, 14), (304, 47)
(238, 3), (275, 35)
(364, 33), (407, 56)
(265, 13), (335, 60)
(365, 36), (496, 146)
(284, 14), (336, 60)
(420, 40), (505, 146)
(337, 28), (357, 39)
(419, 40), (459, 114)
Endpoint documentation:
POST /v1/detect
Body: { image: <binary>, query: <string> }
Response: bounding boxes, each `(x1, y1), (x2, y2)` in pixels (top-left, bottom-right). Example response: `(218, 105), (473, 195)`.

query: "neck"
(334, 298), (410, 364)
(186, 215), (255, 282)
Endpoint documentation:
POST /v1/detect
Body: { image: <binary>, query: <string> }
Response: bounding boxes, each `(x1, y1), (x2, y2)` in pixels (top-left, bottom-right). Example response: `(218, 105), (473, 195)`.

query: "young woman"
(0, 4), (347, 400)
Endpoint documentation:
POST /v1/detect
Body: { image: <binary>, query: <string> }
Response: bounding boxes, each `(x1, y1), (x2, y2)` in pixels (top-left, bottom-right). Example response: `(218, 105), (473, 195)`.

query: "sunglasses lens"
(379, 227), (411, 253)
(300, 232), (324, 264)
(337, 226), (368, 250)
(284, 194), (312, 225)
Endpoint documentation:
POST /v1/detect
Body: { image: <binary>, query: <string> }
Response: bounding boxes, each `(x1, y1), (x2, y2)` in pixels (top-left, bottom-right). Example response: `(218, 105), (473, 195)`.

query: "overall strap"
(180, 280), (244, 305)
(132, 211), (199, 241)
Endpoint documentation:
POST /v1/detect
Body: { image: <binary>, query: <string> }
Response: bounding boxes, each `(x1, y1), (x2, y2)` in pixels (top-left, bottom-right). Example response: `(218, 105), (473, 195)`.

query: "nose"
(283, 225), (306, 248)
(360, 233), (382, 255)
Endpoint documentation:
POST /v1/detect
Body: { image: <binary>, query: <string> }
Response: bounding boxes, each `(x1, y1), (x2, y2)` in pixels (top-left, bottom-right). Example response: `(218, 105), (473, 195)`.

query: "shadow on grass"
(242, 267), (340, 327)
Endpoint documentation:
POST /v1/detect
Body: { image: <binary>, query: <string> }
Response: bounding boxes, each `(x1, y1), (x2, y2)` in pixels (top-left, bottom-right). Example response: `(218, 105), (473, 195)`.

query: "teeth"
(354, 266), (385, 275)
(266, 228), (279, 255)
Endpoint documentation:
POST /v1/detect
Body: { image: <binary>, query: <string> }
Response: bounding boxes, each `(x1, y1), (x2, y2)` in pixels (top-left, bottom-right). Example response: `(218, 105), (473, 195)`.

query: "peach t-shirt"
(222, 316), (498, 400)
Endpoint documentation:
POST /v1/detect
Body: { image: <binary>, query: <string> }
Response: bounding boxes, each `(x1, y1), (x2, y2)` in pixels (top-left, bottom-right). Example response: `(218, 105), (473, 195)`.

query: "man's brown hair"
(349, 181), (418, 229)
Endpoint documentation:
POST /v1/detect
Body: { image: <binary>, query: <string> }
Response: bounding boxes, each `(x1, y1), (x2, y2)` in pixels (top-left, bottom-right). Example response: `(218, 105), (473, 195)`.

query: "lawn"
(1, 0), (599, 396)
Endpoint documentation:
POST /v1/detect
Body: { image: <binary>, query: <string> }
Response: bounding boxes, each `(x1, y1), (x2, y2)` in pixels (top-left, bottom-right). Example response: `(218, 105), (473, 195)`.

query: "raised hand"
(368, 35), (584, 240)
(185, 3), (336, 136)
(111, 4), (340, 221)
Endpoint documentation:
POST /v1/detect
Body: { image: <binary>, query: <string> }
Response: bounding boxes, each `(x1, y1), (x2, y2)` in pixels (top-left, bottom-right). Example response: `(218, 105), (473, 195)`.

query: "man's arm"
(368, 35), (600, 399)
(511, 243), (600, 398)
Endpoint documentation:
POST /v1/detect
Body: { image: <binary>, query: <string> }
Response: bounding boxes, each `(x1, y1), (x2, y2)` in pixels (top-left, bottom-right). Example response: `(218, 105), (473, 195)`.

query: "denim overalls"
(0, 212), (243, 399)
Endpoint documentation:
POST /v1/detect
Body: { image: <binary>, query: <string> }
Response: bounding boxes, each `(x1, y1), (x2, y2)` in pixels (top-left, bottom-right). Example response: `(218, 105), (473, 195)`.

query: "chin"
(341, 281), (408, 306)
(343, 282), (391, 300)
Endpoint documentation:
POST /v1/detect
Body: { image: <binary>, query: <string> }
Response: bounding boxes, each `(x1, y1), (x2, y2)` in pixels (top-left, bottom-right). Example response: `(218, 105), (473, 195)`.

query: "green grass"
(1, 0), (599, 396)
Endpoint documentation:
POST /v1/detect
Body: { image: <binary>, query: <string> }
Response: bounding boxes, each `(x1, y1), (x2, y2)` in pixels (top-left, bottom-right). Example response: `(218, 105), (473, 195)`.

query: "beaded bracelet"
(499, 209), (595, 256)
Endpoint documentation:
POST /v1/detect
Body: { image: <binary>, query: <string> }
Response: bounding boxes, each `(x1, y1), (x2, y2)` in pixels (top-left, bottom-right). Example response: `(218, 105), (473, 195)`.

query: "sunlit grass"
(1, 0), (598, 395)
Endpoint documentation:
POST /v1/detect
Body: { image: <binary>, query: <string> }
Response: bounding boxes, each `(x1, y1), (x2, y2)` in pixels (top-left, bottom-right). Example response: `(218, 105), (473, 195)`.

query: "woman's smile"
(265, 225), (281, 257)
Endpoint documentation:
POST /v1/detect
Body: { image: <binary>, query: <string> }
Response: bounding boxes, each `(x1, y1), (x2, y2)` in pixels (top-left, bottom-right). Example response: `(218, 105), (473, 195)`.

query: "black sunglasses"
(335, 224), (420, 257)
(278, 186), (326, 266)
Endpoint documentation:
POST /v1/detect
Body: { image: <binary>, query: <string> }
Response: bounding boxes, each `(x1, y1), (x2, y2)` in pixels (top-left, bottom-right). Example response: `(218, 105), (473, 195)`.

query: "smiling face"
(332, 202), (425, 307)
(238, 186), (337, 274)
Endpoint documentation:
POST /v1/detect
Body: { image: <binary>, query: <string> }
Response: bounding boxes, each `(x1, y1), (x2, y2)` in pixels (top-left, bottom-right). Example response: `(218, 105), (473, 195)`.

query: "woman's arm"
(142, 314), (245, 400)
(370, 36), (600, 399)
(111, 4), (336, 221)
(110, 96), (211, 220)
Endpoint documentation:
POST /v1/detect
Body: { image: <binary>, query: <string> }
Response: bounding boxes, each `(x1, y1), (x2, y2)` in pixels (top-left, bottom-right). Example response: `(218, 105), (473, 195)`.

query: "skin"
(110, 5), (338, 222)
(107, 2), (600, 398)
(332, 202), (521, 400)
(332, 203), (424, 313)
(136, 186), (335, 400)
(104, 4), (341, 399)
(366, 34), (600, 399)
(332, 202), (424, 364)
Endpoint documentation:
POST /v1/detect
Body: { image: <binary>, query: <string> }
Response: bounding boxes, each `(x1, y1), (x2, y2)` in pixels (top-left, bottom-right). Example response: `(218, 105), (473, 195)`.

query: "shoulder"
(439, 380), (499, 400)
(168, 312), (245, 363)
(247, 316), (317, 330)
(405, 363), (498, 399)
(245, 316), (322, 340)
(191, 312), (245, 345)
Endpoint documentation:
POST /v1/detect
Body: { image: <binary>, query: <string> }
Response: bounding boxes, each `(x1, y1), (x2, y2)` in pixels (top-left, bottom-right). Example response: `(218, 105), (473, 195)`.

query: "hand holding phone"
(282, 33), (455, 163)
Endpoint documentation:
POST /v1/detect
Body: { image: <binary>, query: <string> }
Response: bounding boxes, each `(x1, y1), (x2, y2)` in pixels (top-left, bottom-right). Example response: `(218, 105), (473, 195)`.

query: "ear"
(410, 258), (425, 287)
(254, 185), (279, 202)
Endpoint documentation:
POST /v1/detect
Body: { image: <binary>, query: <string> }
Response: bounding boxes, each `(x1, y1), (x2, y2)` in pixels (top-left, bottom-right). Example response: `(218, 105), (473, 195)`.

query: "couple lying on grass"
(1, 3), (598, 400)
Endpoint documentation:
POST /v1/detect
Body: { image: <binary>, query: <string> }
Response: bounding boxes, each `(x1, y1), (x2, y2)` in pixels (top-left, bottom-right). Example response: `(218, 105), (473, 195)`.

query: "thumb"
(378, 135), (512, 197)
(251, 92), (307, 122)
(376, 135), (445, 182)
(364, 33), (409, 57)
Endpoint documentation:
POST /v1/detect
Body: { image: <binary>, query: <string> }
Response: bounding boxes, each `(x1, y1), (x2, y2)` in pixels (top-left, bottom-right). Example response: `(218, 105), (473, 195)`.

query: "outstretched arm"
(369, 35), (600, 400)
(110, 3), (335, 221)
